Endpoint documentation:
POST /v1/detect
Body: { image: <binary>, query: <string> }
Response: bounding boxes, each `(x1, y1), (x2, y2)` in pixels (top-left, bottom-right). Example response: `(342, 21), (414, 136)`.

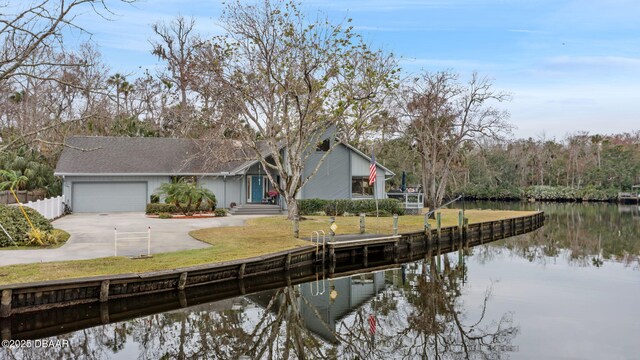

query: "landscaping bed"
(0, 204), (70, 249)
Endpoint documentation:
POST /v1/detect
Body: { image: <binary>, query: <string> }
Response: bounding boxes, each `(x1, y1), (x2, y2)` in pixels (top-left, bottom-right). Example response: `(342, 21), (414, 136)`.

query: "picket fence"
(11, 195), (66, 220)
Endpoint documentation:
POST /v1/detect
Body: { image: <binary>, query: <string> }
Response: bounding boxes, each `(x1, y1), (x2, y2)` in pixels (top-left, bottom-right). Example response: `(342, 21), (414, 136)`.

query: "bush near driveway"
(0, 204), (53, 246)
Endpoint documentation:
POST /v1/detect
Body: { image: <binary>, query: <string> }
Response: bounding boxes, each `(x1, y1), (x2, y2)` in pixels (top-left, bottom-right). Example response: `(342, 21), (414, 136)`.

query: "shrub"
(0, 204), (53, 247)
(150, 194), (160, 203)
(158, 212), (173, 219)
(315, 198), (405, 217)
(26, 228), (58, 246)
(577, 186), (618, 201)
(146, 203), (178, 214)
(197, 197), (217, 212)
(298, 198), (329, 215)
(155, 180), (216, 215)
(323, 199), (351, 216)
(525, 185), (578, 201)
(214, 208), (227, 217)
(458, 184), (522, 200)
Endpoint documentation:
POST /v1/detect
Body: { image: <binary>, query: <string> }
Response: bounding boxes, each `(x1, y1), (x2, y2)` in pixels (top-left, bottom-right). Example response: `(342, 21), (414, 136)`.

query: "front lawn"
(190, 208), (536, 242)
(0, 208), (536, 285)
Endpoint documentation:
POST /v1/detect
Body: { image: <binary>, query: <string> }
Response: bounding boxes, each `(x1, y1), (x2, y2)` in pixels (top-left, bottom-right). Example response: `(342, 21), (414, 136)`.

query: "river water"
(3, 202), (639, 359)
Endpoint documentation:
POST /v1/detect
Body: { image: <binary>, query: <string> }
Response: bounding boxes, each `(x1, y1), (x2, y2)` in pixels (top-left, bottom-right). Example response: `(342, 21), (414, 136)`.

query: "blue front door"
(251, 176), (263, 203)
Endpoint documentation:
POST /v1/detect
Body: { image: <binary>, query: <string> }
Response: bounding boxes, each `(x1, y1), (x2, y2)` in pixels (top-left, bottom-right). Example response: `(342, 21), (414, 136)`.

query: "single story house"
(54, 135), (395, 213)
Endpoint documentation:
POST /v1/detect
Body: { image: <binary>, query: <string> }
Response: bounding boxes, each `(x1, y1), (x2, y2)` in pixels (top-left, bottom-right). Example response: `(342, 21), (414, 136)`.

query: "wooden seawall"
(0, 212), (544, 327)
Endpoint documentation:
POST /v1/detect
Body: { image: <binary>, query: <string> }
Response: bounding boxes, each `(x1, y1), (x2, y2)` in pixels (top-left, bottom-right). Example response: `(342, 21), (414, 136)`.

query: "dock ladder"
(311, 230), (326, 263)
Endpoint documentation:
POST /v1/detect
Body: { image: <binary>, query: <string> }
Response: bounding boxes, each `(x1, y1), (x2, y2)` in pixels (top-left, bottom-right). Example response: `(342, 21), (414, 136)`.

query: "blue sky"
(69, 0), (640, 139)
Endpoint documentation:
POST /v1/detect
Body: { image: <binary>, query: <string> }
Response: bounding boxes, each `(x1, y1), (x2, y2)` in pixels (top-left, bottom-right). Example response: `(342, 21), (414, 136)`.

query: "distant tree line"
(1, 0), (638, 212)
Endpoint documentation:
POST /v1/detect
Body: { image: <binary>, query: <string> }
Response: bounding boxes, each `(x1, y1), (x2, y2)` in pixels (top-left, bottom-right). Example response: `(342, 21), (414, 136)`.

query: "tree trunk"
(285, 195), (299, 220)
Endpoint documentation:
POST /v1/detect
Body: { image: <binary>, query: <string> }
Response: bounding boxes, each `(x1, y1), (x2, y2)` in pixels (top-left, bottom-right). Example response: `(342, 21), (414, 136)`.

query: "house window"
(316, 138), (330, 151)
(352, 177), (374, 197)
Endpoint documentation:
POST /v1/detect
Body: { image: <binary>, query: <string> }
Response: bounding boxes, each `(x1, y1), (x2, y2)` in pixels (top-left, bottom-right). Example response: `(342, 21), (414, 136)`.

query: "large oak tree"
(199, 0), (398, 219)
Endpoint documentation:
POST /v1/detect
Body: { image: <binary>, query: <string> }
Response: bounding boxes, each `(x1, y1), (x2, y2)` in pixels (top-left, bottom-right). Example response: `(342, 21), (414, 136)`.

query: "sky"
(65, 0), (640, 140)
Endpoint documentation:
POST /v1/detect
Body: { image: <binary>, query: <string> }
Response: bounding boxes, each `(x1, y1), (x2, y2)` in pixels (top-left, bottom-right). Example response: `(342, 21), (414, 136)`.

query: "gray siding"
(301, 142), (350, 200)
(199, 175), (243, 208)
(350, 152), (388, 199)
(62, 175), (169, 207)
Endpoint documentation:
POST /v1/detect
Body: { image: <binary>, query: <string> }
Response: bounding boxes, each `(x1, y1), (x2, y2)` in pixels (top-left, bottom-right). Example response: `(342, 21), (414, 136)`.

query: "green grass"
(0, 208), (536, 285)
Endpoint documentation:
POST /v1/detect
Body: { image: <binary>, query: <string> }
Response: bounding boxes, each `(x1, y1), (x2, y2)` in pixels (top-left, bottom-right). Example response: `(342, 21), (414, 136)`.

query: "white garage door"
(72, 182), (147, 212)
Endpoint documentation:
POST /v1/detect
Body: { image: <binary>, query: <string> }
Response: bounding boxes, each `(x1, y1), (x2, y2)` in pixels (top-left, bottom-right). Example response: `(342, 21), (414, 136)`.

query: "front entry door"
(251, 176), (263, 203)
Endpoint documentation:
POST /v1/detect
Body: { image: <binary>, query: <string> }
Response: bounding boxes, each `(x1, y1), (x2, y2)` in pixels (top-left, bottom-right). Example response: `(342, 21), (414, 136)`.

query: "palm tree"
(155, 179), (217, 215)
(119, 81), (134, 114)
(107, 73), (125, 113)
(0, 169), (29, 191)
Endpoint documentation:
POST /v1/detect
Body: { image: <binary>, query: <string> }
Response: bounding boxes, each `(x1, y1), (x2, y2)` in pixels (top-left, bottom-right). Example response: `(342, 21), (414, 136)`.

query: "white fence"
(14, 195), (65, 220)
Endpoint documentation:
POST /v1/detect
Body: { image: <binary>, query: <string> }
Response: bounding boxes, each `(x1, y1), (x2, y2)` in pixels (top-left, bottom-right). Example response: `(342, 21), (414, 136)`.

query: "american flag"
(369, 152), (377, 186)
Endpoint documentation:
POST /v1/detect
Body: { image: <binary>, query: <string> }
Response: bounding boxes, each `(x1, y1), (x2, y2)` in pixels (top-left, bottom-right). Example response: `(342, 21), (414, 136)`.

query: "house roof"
(55, 136), (396, 177)
(54, 136), (254, 176)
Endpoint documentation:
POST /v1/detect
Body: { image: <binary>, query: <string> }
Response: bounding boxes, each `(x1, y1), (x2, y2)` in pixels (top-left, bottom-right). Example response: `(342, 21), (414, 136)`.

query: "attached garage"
(72, 182), (147, 213)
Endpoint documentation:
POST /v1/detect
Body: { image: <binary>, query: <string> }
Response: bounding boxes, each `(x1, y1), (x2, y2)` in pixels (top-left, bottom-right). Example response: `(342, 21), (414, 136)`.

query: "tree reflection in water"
(333, 255), (518, 359)
(2, 253), (518, 360)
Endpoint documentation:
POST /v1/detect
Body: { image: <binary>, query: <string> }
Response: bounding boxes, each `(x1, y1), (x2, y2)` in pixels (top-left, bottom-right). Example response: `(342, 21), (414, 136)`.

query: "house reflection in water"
(248, 271), (388, 344)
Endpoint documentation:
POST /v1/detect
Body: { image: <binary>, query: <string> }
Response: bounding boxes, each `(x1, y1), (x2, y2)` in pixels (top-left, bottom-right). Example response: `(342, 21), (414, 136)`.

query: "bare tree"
(150, 16), (201, 136)
(400, 71), (512, 212)
(199, 0), (397, 219)
(0, 0), (134, 83)
(0, 0), (135, 152)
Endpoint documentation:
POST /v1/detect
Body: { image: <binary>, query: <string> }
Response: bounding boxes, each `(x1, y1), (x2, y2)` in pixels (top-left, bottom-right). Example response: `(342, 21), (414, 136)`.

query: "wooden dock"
(0, 211), (544, 327)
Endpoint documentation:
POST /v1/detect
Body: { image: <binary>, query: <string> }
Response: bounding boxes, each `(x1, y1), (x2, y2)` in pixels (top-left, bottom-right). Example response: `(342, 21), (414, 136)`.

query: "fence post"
(147, 226), (151, 256)
(393, 214), (399, 235)
(114, 227), (117, 256)
(359, 213), (365, 234)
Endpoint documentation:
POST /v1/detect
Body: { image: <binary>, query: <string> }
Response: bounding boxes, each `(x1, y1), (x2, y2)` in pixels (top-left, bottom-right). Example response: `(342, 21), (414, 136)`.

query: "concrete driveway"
(0, 213), (265, 266)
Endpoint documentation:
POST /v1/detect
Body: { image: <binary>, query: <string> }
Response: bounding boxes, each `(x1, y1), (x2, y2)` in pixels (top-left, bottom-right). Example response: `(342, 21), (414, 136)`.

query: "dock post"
(178, 271), (188, 291)
(464, 218), (469, 245)
(436, 212), (442, 242)
(99, 302), (109, 324)
(99, 280), (110, 303)
(359, 213), (365, 234)
(293, 216), (300, 238)
(178, 290), (188, 308)
(329, 217), (335, 241)
(1, 317), (10, 341)
(0, 289), (11, 318)
(458, 211), (464, 241)
(363, 245), (368, 267)
(393, 214), (399, 235)
(436, 251), (442, 273)
(178, 272), (188, 291)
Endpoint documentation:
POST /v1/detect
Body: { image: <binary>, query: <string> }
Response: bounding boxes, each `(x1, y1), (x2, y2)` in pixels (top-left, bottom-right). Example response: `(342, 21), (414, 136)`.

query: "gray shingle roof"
(54, 136), (255, 175)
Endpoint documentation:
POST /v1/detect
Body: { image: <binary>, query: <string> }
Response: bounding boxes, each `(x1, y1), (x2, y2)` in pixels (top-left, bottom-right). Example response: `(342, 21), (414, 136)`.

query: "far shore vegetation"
(0, 209), (535, 285)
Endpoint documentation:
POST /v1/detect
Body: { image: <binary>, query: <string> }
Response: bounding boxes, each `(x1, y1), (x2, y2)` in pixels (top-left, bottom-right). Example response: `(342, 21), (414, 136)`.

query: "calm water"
(3, 202), (640, 359)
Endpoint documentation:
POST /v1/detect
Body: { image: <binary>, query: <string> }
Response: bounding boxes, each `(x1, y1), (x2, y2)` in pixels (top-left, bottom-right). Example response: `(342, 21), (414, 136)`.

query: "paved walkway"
(0, 213), (266, 266)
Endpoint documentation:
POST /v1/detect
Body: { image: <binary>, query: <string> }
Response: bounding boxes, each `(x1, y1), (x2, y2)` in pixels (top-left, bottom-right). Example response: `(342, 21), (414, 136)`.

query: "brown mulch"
(146, 213), (219, 219)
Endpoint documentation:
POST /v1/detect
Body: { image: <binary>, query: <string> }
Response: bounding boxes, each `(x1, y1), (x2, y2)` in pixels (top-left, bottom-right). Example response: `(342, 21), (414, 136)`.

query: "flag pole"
(370, 149), (379, 234)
